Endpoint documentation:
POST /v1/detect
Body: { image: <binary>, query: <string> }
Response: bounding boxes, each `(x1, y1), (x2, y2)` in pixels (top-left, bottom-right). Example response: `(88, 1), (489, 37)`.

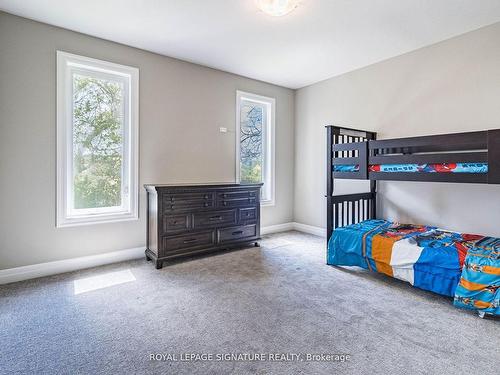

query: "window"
(57, 51), (138, 227)
(236, 91), (275, 205)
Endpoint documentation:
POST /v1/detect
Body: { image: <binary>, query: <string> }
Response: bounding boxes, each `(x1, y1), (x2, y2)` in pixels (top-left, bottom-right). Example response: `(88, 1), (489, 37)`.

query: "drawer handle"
(204, 202), (209, 207)
(223, 202), (227, 206)
(204, 194), (209, 199)
(209, 216), (222, 221)
(170, 205), (175, 209)
(223, 194), (228, 198)
(232, 230), (243, 235)
(183, 238), (198, 244)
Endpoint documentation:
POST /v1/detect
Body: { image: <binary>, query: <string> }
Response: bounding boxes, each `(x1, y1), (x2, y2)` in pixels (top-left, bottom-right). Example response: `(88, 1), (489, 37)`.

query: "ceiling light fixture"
(255, 0), (300, 17)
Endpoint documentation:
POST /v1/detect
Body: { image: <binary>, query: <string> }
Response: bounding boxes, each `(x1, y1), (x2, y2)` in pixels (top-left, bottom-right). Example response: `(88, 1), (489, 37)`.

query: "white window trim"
(56, 51), (139, 227)
(235, 90), (276, 207)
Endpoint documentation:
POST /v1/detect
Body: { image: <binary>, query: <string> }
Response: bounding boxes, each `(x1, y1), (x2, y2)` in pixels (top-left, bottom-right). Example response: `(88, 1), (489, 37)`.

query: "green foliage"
(240, 161), (262, 184)
(72, 75), (123, 209)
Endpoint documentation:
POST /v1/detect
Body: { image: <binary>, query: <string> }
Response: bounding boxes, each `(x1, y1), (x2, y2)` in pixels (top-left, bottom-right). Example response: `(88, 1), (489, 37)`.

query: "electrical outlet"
(219, 127), (227, 133)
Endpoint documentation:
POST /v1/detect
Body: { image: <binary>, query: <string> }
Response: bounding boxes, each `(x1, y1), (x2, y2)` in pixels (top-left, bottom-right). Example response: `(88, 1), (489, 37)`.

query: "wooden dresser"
(144, 183), (263, 269)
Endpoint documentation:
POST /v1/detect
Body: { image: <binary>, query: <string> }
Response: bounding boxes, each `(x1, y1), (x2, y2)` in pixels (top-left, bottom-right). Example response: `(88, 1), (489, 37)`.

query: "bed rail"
(368, 130), (500, 183)
(332, 142), (368, 179)
(331, 192), (376, 229)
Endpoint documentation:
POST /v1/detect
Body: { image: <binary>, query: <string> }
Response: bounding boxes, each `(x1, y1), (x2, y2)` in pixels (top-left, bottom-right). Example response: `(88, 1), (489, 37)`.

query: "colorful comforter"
(327, 220), (499, 315)
(454, 239), (500, 315)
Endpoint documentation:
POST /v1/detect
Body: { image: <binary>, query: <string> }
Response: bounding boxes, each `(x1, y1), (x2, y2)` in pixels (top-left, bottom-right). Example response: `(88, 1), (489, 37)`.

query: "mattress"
(328, 220), (500, 316)
(333, 163), (488, 173)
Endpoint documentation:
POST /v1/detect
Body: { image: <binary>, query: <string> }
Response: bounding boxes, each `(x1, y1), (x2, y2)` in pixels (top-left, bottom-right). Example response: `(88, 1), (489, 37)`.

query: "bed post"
(488, 129), (500, 184)
(367, 131), (377, 219)
(326, 126), (335, 241)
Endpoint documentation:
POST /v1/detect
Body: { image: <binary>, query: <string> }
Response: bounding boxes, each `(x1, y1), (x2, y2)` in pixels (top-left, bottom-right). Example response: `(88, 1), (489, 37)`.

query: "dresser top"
(144, 182), (263, 189)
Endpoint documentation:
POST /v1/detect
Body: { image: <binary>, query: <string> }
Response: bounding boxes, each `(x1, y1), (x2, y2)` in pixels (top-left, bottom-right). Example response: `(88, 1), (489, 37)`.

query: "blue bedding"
(328, 220), (500, 315)
(328, 220), (464, 297)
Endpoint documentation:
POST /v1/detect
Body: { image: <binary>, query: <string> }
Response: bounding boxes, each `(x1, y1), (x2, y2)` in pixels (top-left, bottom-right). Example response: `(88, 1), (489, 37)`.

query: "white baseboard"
(292, 222), (326, 237)
(0, 247), (145, 285)
(1, 221), (325, 285)
(261, 222), (295, 234)
(261, 222), (325, 237)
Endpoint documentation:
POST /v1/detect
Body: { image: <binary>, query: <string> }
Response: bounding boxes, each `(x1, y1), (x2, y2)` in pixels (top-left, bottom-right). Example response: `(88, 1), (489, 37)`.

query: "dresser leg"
(155, 260), (163, 270)
(254, 242), (260, 247)
(145, 253), (152, 261)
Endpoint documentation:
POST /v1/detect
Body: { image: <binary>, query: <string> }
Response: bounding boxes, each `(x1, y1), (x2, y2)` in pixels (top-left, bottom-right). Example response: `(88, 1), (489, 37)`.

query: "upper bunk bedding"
(333, 163), (488, 174)
(327, 220), (499, 315)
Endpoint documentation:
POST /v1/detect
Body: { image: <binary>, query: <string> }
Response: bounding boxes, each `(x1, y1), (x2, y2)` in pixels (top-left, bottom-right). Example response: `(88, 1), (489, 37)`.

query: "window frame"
(56, 51), (139, 227)
(235, 90), (276, 206)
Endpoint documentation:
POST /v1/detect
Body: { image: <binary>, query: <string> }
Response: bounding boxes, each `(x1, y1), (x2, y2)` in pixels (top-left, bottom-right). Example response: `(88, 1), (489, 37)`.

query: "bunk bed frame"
(326, 126), (500, 240)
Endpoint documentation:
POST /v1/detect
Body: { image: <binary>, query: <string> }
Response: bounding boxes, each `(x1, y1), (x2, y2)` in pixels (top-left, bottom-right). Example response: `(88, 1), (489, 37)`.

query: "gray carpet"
(1, 231), (498, 375)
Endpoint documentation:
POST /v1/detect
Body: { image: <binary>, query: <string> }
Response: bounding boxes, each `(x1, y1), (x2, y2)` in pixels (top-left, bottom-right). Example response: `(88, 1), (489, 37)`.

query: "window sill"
(56, 213), (138, 228)
(260, 200), (275, 208)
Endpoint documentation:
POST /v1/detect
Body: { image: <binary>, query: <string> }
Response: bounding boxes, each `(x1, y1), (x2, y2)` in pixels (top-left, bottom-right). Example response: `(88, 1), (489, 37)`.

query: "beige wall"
(0, 12), (295, 269)
(295, 22), (500, 237)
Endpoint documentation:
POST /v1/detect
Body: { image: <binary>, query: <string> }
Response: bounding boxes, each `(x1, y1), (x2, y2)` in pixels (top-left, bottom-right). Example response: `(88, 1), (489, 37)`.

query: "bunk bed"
(325, 126), (500, 317)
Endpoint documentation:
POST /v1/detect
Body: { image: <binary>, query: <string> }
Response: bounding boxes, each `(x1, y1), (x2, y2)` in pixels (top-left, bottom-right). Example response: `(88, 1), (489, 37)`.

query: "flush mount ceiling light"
(255, 0), (300, 17)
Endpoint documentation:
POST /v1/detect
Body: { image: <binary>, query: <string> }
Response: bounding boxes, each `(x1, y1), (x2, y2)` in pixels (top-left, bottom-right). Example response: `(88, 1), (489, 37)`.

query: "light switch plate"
(219, 127), (227, 133)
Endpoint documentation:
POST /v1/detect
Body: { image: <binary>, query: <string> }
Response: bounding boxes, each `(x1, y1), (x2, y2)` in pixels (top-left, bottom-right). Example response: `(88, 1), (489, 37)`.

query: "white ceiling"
(1, 0), (500, 89)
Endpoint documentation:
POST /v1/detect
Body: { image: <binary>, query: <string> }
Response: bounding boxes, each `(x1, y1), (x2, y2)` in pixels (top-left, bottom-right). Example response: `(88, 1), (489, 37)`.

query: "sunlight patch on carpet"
(74, 269), (136, 295)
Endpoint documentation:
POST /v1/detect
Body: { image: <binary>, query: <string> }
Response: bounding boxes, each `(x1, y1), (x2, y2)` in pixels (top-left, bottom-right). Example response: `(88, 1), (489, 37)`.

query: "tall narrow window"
(57, 52), (138, 227)
(236, 91), (275, 205)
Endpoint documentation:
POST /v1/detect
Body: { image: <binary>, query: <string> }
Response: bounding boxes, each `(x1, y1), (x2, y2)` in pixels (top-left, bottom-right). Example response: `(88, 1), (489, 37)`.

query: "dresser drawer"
(218, 224), (257, 243)
(239, 207), (257, 222)
(164, 191), (215, 202)
(162, 231), (215, 253)
(219, 197), (258, 208)
(218, 190), (257, 200)
(193, 210), (237, 229)
(162, 214), (190, 234)
(163, 192), (215, 212)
